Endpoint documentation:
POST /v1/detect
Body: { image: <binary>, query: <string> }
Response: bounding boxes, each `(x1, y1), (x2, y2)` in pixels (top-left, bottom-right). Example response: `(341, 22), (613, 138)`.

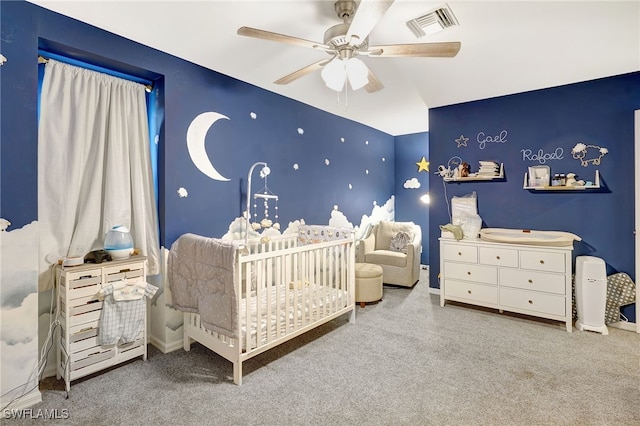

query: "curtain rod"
(38, 54), (153, 92)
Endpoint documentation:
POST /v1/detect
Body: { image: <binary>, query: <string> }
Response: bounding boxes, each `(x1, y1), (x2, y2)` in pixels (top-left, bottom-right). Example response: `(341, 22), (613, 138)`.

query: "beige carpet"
(25, 268), (640, 425)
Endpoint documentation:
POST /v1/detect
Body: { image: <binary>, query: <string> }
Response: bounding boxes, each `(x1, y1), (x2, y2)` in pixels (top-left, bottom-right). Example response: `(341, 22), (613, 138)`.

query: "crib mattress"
(239, 282), (348, 350)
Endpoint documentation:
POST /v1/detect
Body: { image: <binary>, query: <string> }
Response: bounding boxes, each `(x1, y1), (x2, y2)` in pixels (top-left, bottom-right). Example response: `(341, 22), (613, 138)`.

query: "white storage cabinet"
(56, 257), (148, 393)
(439, 238), (574, 332)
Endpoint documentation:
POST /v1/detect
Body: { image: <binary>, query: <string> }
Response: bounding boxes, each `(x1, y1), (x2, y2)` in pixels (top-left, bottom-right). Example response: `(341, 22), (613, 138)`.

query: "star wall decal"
(455, 135), (469, 148)
(416, 156), (430, 173)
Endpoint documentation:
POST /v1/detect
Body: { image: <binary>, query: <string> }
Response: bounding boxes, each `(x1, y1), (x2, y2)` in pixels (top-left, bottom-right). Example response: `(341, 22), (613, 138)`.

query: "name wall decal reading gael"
(477, 130), (507, 150)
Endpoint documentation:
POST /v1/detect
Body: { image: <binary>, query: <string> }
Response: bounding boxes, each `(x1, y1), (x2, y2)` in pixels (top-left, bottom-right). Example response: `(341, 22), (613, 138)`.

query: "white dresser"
(439, 238), (574, 332)
(56, 256), (148, 393)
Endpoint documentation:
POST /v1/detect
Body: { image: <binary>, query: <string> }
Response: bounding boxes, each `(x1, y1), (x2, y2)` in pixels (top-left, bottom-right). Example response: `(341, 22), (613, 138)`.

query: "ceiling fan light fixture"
(321, 56), (369, 93)
(345, 57), (369, 91)
(321, 57), (347, 91)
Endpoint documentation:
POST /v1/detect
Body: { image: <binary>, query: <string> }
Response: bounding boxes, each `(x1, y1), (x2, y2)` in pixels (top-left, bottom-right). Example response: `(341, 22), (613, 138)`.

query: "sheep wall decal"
(571, 143), (608, 167)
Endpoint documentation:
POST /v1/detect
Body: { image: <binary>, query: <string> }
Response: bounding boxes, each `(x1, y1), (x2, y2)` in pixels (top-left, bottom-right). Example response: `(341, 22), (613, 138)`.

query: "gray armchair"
(357, 221), (422, 287)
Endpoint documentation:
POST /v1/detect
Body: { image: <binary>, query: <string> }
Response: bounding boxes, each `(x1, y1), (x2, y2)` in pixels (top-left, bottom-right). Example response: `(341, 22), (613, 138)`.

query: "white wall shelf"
(443, 163), (504, 182)
(523, 170), (600, 190)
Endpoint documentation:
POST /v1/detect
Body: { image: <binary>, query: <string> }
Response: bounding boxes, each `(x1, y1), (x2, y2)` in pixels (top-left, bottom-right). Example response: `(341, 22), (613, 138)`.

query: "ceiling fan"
(237, 0), (461, 93)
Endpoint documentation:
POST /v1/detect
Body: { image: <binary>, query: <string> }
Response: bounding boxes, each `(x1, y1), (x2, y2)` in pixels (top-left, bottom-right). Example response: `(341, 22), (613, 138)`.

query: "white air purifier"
(574, 256), (608, 335)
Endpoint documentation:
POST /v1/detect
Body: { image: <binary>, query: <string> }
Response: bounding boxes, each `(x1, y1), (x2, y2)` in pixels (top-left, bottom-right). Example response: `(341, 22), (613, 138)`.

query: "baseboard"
(428, 287), (440, 296)
(41, 364), (57, 379)
(1, 388), (42, 412)
(608, 321), (638, 332)
(148, 334), (183, 354)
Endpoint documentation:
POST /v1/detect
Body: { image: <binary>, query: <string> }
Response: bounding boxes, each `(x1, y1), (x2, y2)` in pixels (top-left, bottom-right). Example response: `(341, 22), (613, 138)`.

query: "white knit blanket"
(168, 233), (239, 338)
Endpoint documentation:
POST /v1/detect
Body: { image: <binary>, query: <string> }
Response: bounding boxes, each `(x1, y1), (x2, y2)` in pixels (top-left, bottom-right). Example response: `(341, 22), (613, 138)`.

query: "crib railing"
(181, 230), (356, 385)
(236, 233), (355, 354)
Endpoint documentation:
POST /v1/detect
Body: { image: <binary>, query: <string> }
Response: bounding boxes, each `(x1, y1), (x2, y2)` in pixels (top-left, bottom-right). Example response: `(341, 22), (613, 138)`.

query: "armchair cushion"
(375, 221), (416, 251)
(366, 250), (408, 268)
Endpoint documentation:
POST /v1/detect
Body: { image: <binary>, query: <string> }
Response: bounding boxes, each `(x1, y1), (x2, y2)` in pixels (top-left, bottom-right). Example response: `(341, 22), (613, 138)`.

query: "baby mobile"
(245, 161), (280, 244)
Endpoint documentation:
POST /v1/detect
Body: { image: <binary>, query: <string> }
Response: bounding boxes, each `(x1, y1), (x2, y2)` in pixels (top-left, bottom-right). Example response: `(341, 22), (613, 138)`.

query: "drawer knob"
(528, 279), (533, 284)
(467, 271), (471, 275)
(539, 260), (545, 264)
(458, 252), (462, 256)
(528, 300), (533, 304)
(496, 256), (501, 260)
(467, 290), (472, 294)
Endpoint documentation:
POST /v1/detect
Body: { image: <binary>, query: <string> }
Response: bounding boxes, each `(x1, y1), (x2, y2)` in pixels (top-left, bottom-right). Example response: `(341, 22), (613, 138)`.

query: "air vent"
(406, 4), (459, 38)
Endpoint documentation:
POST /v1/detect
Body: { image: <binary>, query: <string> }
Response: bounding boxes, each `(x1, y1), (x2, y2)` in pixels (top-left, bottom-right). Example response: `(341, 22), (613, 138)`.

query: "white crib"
(170, 228), (356, 385)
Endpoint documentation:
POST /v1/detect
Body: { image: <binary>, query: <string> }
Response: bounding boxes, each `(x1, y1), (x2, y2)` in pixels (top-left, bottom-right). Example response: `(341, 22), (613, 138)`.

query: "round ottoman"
(355, 263), (383, 307)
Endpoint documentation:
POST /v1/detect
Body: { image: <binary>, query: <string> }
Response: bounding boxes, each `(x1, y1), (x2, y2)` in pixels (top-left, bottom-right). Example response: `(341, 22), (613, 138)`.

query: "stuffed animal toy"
(566, 173), (585, 186)
(437, 165), (452, 178)
(459, 162), (471, 177)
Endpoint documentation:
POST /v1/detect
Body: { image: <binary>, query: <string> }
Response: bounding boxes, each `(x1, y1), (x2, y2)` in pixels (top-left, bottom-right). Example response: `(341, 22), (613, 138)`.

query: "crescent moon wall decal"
(186, 111), (231, 182)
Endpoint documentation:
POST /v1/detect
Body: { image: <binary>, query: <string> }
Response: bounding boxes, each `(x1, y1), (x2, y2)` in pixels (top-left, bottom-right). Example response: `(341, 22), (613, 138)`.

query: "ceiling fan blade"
(274, 58), (332, 85)
(237, 26), (331, 51)
(345, 0), (395, 46)
(364, 67), (384, 93)
(368, 42), (461, 58)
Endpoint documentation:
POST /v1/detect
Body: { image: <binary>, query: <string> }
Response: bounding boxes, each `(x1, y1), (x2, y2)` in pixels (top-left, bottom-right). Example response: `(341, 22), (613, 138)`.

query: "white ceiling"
(27, 1), (640, 136)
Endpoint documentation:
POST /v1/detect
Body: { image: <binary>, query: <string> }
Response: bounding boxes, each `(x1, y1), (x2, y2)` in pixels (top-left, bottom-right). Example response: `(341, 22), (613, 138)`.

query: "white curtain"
(38, 59), (160, 289)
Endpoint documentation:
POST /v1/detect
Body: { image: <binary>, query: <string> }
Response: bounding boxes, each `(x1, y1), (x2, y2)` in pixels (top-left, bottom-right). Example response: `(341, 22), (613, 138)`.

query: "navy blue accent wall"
(394, 132), (429, 264)
(429, 72), (640, 322)
(162, 78), (394, 244)
(1, 4), (39, 226)
(1, 1), (394, 249)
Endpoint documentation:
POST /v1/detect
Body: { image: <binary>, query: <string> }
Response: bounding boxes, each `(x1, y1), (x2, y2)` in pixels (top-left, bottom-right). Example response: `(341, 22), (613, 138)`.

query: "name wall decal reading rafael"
(521, 147), (564, 164)
(477, 130), (507, 150)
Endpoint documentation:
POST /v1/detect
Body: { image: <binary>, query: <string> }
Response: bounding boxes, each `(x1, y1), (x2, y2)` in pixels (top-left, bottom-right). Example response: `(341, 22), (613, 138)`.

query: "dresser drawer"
(104, 261), (146, 283)
(62, 268), (102, 289)
(68, 310), (101, 330)
(444, 279), (498, 305)
(63, 321), (99, 345)
(61, 294), (103, 315)
(61, 269), (102, 300)
(499, 287), (565, 316)
(444, 261), (497, 285)
(442, 243), (478, 263)
(519, 250), (566, 273)
(69, 346), (115, 371)
(499, 269), (566, 295)
(479, 247), (518, 268)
